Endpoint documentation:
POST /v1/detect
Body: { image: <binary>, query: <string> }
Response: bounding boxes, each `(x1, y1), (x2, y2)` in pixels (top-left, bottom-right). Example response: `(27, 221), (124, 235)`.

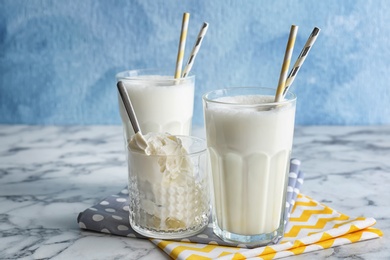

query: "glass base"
(213, 222), (284, 246)
(129, 215), (208, 239)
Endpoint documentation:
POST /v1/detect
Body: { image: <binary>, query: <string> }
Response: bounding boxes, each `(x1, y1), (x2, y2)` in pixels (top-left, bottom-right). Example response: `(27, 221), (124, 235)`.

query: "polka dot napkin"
(77, 159), (382, 259)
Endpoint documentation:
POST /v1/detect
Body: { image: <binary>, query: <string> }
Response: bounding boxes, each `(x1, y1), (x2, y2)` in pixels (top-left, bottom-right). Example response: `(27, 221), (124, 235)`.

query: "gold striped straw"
(274, 25), (298, 102)
(283, 27), (321, 97)
(182, 22), (209, 78)
(174, 12), (190, 79)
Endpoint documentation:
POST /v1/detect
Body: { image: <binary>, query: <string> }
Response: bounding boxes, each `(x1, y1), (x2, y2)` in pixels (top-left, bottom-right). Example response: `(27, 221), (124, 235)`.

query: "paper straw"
(182, 22), (209, 78)
(283, 27), (321, 97)
(274, 25), (298, 102)
(174, 12), (190, 79)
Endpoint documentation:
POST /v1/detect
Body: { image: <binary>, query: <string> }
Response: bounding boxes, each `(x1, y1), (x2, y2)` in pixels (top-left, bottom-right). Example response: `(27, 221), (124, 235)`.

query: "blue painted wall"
(1, 0), (389, 125)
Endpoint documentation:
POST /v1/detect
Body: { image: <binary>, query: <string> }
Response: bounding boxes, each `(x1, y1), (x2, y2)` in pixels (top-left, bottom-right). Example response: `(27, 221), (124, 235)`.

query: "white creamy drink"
(116, 72), (195, 140)
(127, 132), (209, 238)
(204, 93), (296, 239)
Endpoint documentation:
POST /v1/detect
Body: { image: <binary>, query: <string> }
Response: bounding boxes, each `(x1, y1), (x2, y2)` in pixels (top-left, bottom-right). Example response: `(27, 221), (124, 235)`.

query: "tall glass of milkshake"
(116, 69), (195, 143)
(203, 87), (296, 245)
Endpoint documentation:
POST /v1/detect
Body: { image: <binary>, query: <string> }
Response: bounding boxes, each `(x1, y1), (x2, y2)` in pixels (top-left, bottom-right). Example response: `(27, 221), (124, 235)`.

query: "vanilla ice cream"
(127, 132), (208, 235)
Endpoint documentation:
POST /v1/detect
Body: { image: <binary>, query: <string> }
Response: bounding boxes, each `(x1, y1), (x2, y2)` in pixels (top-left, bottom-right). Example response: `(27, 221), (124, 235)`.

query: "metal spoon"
(117, 81), (148, 146)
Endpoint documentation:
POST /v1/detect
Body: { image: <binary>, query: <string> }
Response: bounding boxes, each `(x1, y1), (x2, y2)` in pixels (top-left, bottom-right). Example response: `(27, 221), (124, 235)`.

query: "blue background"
(1, 0), (389, 126)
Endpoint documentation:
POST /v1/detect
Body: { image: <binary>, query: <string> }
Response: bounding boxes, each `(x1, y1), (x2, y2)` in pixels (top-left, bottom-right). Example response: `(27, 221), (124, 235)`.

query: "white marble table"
(0, 125), (388, 259)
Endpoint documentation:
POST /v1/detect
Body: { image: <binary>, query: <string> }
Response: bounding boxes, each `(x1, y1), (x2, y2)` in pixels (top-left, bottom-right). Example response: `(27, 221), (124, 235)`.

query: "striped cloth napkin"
(153, 194), (382, 259)
(77, 159), (382, 259)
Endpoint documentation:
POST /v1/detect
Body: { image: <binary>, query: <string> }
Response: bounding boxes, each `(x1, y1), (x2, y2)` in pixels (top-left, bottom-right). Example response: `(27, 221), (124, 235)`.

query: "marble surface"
(0, 125), (389, 259)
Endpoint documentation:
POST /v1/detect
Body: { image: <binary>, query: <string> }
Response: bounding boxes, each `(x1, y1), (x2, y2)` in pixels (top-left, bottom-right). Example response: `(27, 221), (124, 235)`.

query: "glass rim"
(128, 135), (207, 157)
(202, 87), (296, 107)
(116, 68), (195, 82)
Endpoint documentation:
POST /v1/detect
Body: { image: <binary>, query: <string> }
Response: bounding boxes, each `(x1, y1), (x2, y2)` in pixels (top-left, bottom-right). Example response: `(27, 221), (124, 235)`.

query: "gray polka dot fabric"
(77, 159), (303, 248)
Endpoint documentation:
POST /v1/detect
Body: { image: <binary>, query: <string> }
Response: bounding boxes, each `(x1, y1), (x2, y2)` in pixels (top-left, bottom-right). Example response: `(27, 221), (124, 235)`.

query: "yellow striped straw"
(174, 12), (190, 79)
(275, 25), (298, 102)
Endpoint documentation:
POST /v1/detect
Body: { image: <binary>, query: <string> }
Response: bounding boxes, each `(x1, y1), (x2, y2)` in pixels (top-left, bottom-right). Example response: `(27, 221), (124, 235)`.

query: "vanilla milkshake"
(127, 132), (209, 239)
(203, 87), (296, 244)
(116, 69), (194, 142)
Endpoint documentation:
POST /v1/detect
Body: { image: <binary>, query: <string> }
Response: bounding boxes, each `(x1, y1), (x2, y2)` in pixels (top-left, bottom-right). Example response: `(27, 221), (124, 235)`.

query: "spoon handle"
(117, 81), (141, 134)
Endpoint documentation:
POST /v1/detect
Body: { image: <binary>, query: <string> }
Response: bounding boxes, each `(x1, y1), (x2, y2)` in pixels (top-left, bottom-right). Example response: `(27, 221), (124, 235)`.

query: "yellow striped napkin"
(151, 194), (382, 259)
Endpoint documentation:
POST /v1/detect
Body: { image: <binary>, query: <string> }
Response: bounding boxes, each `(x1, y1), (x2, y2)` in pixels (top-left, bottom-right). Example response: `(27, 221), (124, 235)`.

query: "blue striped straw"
(283, 27), (321, 96)
(182, 22), (209, 78)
